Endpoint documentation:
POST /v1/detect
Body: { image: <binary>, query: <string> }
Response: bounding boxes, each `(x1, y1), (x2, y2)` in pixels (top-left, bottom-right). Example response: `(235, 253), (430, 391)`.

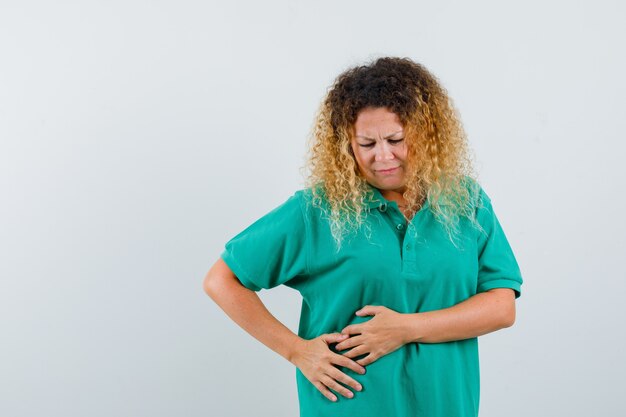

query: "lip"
(376, 167), (399, 174)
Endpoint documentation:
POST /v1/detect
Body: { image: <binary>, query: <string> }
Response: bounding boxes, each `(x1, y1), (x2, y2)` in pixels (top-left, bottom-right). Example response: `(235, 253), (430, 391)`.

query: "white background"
(1, 1), (624, 416)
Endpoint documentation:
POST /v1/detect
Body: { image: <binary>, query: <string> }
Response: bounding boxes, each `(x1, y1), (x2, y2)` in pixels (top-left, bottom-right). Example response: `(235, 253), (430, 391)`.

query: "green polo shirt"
(220, 180), (523, 417)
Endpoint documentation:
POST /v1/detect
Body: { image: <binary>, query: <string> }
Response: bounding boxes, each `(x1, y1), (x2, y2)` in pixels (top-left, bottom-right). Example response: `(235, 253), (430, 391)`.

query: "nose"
(374, 141), (395, 161)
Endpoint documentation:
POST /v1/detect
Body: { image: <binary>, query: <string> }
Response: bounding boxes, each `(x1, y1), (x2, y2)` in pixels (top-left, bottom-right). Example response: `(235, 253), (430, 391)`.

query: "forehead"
(353, 107), (404, 135)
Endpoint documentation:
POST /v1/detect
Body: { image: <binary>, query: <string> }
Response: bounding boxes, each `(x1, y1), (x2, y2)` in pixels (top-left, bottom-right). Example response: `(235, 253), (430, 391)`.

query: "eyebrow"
(355, 130), (404, 141)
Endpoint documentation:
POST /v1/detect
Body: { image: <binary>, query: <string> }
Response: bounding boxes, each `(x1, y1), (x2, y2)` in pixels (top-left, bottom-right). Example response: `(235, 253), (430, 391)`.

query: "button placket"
(388, 205), (407, 234)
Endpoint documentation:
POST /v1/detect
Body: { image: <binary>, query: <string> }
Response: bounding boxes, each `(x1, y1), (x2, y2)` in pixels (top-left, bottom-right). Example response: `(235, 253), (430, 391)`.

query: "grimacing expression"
(350, 107), (408, 193)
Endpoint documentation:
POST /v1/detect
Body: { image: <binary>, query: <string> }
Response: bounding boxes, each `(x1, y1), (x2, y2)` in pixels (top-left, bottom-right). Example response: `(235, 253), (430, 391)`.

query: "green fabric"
(220, 180), (523, 417)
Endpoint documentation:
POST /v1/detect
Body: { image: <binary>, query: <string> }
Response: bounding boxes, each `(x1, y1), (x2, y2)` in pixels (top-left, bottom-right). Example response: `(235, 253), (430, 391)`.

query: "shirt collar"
(364, 183), (389, 209)
(363, 183), (430, 212)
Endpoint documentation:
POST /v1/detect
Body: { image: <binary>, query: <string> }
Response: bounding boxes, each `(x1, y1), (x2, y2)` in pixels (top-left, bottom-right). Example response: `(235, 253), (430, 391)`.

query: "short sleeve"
(220, 191), (309, 292)
(475, 186), (523, 299)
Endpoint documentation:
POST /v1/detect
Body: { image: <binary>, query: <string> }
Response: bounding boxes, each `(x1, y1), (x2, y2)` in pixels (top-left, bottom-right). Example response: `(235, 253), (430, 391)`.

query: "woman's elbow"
(502, 308), (516, 328)
(203, 259), (225, 298)
(501, 299), (516, 328)
(487, 288), (517, 328)
(203, 271), (216, 298)
(202, 258), (241, 299)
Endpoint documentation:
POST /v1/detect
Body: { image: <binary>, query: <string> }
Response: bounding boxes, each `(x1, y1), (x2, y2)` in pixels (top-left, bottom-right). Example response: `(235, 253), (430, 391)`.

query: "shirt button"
(378, 203), (387, 212)
(406, 244), (411, 251)
(396, 224), (404, 230)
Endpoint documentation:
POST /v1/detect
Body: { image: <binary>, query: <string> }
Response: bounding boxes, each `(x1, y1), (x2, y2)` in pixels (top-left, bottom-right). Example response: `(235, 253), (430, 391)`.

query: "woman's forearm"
(203, 259), (303, 364)
(404, 289), (516, 344)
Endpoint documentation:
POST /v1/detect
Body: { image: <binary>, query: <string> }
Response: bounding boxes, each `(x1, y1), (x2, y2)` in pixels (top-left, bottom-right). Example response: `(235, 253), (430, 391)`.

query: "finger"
(322, 333), (349, 345)
(333, 353), (366, 375)
(341, 325), (361, 336)
(320, 374), (355, 399)
(327, 366), (363, 393)
(341, 344), (368, 359)
(356, 305), (380, 316)
(336, 335), (364, 351)
(313, 380), (338, 402)
(357, 353), (377, 367)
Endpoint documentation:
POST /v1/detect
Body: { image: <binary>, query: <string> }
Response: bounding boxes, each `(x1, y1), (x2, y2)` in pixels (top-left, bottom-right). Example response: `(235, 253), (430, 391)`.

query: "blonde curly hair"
(300, 56), (486, 251)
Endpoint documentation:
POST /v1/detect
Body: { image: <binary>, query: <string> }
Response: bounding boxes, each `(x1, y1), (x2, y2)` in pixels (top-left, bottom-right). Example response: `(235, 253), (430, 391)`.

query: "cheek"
(352, 155), (369, 176)
(354, 152), (371, 170)
(398, 145), (408, 160)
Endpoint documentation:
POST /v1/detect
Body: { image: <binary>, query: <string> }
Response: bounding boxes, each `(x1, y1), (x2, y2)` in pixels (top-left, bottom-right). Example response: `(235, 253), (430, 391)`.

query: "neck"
(380, 189), (408, 207)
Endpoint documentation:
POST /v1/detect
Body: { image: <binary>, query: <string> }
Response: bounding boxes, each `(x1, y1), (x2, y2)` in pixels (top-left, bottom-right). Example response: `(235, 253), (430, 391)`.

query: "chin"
(377, 183), (404, 190)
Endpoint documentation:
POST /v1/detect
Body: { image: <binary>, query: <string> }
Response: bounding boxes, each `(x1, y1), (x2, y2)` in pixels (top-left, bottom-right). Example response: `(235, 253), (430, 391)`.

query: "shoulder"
(268, 188), (318, 229)
(262, 189), (308, 221)
(287, 188), (310, 212)
(456, 175), (490, 207)
(294, 186), (324, 212)
(292, 187), (331, 230)
(238, 190), (308, 231)
(292, 187), (316, 220)
(295, 186), (316, 201)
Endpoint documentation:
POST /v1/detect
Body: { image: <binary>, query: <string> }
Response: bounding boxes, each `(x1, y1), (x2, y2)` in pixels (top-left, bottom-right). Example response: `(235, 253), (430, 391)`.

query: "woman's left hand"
(335, 305), (410, 367)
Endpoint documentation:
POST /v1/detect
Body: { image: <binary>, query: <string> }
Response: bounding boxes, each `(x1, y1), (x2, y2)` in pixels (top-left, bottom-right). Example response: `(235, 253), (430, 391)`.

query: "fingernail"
(356, 384), (362, 391)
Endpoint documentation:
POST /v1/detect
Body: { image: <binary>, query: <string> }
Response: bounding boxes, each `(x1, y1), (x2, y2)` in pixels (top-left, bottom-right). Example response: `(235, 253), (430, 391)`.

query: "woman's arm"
(203, 258), (366, 402)
(336, 288), (516, 366)
(203, 258), (301, 362)
(403, 288), (516, 344)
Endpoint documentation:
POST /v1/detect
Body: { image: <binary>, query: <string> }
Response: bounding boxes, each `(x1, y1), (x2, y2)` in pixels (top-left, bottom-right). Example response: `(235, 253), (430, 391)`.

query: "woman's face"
(350, 107), (408, 193)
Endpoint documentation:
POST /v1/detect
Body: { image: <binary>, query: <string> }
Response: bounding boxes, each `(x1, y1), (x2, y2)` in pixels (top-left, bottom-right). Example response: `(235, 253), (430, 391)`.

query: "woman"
(204, 57), (523, 417)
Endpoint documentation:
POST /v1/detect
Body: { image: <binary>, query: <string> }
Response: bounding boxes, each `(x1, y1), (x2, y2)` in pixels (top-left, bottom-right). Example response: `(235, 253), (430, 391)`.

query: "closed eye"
(358, 138), (404, 148)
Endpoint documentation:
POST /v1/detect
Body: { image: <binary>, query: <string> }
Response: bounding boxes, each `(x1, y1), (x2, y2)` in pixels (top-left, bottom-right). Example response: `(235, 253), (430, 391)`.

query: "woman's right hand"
(290, 333), (366, 402)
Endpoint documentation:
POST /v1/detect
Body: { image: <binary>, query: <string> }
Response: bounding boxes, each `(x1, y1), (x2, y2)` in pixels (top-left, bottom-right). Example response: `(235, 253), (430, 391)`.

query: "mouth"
(376, 167), (399, 174)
